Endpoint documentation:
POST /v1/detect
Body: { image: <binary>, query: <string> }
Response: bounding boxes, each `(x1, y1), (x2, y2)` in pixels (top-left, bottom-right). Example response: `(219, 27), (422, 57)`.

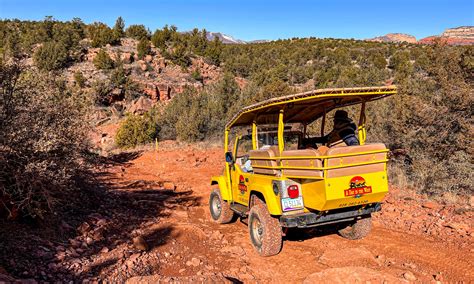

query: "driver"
(304, 110), (359, 147)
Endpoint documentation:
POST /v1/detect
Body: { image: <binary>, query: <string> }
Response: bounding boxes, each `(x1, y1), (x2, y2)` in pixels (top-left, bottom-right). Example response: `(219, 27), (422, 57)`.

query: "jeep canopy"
(226, 85), (397, 129)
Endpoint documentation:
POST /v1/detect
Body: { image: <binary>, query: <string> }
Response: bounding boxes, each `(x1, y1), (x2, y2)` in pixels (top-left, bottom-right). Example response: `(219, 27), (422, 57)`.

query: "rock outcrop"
(66, 37), (224, 110)
(368, 33), (417, 44)
(369, 26), (474, 46)
(420, 26), (474, 45)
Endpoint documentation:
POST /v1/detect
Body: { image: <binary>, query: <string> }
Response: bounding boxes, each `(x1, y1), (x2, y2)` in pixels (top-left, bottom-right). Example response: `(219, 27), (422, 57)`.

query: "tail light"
(287, 185), (299, 199)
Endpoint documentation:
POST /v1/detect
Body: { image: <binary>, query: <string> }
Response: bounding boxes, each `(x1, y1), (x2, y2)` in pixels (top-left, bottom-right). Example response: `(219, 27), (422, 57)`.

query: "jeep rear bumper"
(280, 203), (381, 228)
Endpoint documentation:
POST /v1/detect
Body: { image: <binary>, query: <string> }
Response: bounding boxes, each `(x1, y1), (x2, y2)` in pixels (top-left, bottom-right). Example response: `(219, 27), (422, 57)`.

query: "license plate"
(281, 197), (304, 211)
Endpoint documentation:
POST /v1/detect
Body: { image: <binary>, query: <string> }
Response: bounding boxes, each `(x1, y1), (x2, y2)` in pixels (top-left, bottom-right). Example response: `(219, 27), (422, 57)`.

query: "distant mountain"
(368, 33), (417, 44)
(419, 26), (474, 45)
(206, 32), (247, 44)
(368, 26), (474, 45)
(204, 32), (270, 44)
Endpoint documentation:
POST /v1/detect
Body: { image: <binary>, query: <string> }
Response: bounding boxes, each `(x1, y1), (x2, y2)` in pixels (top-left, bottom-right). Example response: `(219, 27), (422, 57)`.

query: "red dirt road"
(113, 143), (473, 283)
(5, 143), (469, 282)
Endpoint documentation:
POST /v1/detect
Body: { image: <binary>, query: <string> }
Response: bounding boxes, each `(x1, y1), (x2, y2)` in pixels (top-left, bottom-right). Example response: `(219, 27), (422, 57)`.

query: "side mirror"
(225, 152), (234, 163)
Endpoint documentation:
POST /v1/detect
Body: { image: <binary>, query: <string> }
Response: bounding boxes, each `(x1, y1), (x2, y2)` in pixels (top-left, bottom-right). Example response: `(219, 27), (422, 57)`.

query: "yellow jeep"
(209, 86), (396, 256)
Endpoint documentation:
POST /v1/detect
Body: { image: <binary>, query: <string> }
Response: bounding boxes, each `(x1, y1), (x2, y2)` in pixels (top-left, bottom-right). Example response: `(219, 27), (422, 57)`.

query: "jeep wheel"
(209, 189), (234, 224)
(338, 216), (372, 240)
(248, 204), (282, 256)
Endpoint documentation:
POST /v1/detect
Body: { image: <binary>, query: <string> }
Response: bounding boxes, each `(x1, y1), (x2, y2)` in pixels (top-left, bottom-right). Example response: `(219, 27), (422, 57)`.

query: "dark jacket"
(304, 119), (359, 146)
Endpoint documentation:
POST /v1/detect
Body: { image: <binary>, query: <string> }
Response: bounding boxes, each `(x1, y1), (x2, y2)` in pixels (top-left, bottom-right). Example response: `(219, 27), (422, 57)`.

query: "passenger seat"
(280, 149), (323, 178)
(249, 146), (280, 176)
(325, 143), (387, 178)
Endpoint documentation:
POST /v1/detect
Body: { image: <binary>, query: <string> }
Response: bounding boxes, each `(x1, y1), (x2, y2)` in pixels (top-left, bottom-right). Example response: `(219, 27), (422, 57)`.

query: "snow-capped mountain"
(206, 32), (247, 44)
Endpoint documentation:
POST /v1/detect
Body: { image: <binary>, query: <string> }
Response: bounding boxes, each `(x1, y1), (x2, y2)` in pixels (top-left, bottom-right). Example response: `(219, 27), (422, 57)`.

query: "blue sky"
(0, 0), (473, 41)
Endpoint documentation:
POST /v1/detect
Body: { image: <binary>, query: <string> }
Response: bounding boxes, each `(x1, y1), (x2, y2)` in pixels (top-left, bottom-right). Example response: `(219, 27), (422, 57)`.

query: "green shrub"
(33, 41), (68, 71)
(159, 74), (241, 141)
(91, 79), (112, 106)
(88, 22), (117, 47)
(73, 71), (86, 87)
(93, 49), (115, 70)
(192, 68), (203, 82)
(0, 62), (90, 218)
(126, 24), (149, 40)
(169, 43), (191, 67)
(151, 25), (179, 50)
(110, 64), (127, 86)
(137, 38), (151, 59)
(115, 110), (160, 148)
(205, 37), (223, 66)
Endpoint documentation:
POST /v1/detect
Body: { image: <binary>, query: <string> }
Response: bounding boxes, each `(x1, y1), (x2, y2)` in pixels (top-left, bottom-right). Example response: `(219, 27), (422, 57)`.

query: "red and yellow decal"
(238, 175), (247, 193)
(345, 176), (372, 197)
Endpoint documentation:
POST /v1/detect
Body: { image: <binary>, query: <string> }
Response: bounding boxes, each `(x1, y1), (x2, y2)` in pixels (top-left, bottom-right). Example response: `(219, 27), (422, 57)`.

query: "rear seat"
(325, 143), (387, 178)
(249, 146), (280, 176)
(280, 149), (323, 178)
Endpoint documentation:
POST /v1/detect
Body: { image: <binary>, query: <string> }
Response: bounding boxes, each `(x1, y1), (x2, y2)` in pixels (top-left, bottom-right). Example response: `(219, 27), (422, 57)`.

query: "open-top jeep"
(209, 86), (397, 256)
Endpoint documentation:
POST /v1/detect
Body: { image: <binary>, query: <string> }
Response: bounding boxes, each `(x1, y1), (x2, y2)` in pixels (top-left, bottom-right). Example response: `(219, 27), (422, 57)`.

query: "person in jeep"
(304, 110), (359, 147)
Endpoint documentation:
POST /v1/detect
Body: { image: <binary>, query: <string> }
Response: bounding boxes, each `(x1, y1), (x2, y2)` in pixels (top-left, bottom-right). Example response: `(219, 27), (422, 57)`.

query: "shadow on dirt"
(0, 151), (200, 282)
(284, 226), (343, 242)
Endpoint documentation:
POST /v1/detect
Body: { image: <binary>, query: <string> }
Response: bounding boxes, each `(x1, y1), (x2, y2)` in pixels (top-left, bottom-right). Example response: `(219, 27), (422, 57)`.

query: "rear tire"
(209, 189), (234, 224)
(338, 216), (372, 240)
(248, 204), (282, 256)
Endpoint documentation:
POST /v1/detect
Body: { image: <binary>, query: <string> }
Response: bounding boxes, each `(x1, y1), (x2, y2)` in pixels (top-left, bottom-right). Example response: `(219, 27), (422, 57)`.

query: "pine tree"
(137, 38), (151, 59)
(113, 16), (125, 39)
(93, 49), (114, 70)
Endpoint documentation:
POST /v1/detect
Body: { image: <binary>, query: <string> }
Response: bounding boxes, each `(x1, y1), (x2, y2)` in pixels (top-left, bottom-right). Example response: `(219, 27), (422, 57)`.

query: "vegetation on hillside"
(0, 16), (472, 215)
(0, 62), (91, 218)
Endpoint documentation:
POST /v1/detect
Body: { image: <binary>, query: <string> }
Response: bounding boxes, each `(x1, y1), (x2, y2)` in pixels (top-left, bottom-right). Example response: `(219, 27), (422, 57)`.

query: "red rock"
(100, 247), (109, 253)
(56, 251), (66, 261)
(422, 201), (438, 209)
(403, 271), (417, 281)
(91, 230), (104, 241)
(128, 96), (152, 114)
(121, 52), (133, 64)
(78, 222), (91, 234)
(445, 222), (469, 232)
(69, 239), (81, 248)
(96, 218), (107, 227)
(163, 182), (175, 190)
(132, 236), (148, 251)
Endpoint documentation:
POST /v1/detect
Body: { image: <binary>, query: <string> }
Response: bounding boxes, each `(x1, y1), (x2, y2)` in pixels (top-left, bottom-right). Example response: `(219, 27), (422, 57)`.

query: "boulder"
(121, 52), (133, 64)
(132, 236), (148, 251)
(128, 96), (152, 114)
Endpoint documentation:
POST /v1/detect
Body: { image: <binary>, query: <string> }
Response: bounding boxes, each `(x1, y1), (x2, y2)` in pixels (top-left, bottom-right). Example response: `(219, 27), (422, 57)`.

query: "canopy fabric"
(226, 85), (397, 129)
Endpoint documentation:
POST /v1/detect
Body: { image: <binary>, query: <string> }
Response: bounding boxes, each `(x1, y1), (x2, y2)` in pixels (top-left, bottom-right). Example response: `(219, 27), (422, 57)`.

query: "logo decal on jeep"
(238, 175), (247, 194)
(345, 176), (372, 197)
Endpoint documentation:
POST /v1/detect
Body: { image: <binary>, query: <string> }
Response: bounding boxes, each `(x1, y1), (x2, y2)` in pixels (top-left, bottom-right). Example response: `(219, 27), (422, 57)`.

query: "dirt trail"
(118, 144), (473, 283)
(2, 143), (472, 282)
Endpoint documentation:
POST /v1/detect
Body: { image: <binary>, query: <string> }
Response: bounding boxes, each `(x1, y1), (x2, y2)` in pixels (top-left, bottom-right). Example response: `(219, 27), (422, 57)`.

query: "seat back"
(325, 143), (387, 178)
(281, 149), (323, 178)
(249, 146), (280, 176)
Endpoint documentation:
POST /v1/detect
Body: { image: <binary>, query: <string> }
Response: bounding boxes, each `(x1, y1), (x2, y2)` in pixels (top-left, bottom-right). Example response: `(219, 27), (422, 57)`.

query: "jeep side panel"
(211, 175), (232, 201)
(245, 174), (283, 215)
